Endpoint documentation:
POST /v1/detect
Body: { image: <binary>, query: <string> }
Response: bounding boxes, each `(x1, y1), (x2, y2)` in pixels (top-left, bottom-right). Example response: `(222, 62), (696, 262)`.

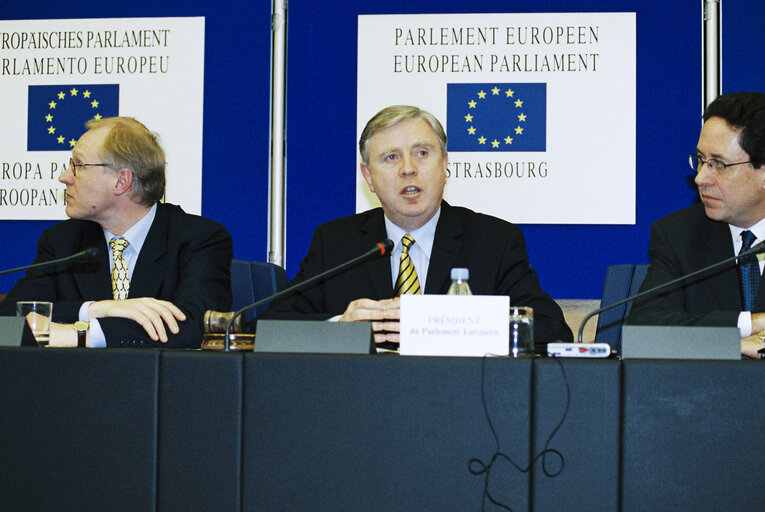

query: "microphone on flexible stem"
(577, 242), (765, 344)
(0, 247), (100, 277)
(223, 239), (395, 352)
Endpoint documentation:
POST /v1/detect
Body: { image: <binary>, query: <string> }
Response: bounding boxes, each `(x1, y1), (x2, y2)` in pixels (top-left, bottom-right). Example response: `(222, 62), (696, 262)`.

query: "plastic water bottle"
(447, 268), (473, 295)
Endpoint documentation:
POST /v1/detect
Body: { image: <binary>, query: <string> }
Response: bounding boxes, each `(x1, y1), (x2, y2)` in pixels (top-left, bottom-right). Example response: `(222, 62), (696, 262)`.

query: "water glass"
(510, 306), (534, 357)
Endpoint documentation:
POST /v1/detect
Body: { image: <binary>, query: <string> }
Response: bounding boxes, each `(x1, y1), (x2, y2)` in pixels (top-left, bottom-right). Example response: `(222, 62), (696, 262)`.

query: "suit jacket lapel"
(129, 204), (167, 298)
(360, 210), (394, 298)
(700, 219), (741, 309)
(75, 224), (113, 300)
(753, 238), (765, 312)
(425, 202), (463, 294)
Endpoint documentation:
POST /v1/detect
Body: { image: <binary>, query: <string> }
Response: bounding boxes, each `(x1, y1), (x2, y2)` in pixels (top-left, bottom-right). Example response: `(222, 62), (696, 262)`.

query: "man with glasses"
(628, 92), (765, 358)
(0, 117), (232, 348)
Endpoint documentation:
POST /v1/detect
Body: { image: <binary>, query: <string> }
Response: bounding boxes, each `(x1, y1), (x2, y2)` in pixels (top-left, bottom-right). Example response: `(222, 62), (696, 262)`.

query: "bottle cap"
(450, 268), (469, 280)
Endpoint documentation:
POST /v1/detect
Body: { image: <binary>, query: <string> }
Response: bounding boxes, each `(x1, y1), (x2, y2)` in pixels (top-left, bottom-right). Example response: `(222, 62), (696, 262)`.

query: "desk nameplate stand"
(255, 320), (374, 354)
(621, 325), (740, 359)
(0, 317), (38, 347)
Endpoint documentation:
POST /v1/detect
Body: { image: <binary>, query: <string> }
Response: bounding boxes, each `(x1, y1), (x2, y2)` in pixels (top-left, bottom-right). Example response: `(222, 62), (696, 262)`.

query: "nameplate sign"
(400, 295), (509, 357)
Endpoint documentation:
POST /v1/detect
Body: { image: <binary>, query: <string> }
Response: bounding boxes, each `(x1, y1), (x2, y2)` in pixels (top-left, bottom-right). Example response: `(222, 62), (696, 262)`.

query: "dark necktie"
(739, 230), (760, 311)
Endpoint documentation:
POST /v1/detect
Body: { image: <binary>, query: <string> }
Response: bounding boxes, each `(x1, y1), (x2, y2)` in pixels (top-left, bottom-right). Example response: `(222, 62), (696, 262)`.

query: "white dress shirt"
(79, 204), (158, 347)
(384, 208), (441, 292)
(730, 217), (765, 337)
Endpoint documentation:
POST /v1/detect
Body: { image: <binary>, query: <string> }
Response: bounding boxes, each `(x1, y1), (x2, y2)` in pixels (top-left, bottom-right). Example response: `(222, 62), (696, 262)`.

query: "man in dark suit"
(628, 92), (765, 358)
(0, 117), (232, 348)
(266, 105), (571, 347)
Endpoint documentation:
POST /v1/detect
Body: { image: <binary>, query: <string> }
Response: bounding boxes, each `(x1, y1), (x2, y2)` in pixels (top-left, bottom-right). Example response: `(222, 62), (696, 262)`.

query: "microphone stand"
(223, 240), (394, 351)
(0, 248), (99, 277)
(578, 243), (765, 343)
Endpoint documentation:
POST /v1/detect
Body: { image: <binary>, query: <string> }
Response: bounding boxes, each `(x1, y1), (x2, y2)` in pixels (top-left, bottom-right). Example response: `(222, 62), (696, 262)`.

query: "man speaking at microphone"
(0, 117), (232, 348)
(628, 92), (765, 358)
(264, 105), (571, 348)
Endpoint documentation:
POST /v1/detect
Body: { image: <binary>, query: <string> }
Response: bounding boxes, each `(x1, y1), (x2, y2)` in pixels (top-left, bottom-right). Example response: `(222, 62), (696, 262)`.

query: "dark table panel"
(533, 358), (621, 511)
(622, 359), (765, 511)
(242, 354), (533, 512)
(3, 348), (763, 511)
(0, 347), (160, 512)
(158, 351), (243, 511)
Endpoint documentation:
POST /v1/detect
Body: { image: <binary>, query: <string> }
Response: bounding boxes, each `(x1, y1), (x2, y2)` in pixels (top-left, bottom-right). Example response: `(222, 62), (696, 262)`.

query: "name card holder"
(400, 295), (509, 357)
(0, 317), (39, 347)
(255, 320), (374, 354)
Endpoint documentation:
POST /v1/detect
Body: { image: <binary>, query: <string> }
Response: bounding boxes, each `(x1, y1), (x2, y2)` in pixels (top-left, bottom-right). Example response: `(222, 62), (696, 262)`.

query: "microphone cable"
(468, 355), (570, 511)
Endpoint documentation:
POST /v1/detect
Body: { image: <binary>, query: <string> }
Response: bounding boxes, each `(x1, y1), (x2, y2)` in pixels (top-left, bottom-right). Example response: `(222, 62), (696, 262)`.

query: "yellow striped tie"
(110, 237), (130, 300)
(394, 234), (421, 296)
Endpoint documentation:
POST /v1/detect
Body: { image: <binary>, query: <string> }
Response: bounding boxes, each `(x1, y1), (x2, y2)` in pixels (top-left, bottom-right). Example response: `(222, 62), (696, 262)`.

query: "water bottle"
(447, 268), (473, 295)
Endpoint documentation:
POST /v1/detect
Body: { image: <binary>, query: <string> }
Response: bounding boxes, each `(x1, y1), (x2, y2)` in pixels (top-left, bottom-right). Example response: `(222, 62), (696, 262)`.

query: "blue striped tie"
(739, 230), (760, 311)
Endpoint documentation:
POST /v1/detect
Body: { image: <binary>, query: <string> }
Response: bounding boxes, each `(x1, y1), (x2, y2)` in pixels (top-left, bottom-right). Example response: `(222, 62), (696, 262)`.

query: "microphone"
(0, 247), (100, 277)
(578, 242), (765, 343)
(223, 239), (395, 351)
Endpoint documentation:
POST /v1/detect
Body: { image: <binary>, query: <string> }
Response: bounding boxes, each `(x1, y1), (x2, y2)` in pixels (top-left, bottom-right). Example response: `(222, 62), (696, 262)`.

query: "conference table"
(1, 347), (763, 511)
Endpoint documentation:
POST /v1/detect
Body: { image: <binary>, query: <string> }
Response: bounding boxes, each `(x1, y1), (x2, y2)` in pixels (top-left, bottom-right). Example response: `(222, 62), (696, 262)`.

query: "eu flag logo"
(27, 84), (119, 151)
(447, 83), (546, 152)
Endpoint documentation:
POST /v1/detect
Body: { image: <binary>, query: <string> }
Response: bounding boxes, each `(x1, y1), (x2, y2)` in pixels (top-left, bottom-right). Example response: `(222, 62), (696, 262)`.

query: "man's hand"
(88, 298), (186, 342)
(48, 322), (78, 347)
(741, 334), (765, 359)
(751, 313), (765, 334)
(340, 297), (400, 344)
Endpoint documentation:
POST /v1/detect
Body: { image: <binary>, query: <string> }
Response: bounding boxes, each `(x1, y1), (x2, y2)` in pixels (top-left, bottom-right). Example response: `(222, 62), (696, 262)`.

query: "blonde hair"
(85, 116), (166, 205)
(358, 105), (447, 165)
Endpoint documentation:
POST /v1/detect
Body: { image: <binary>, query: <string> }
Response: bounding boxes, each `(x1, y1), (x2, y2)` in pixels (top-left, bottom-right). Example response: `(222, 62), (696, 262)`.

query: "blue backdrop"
(2, 1), (763, 299)
(0, 1), (271, 292)
(286, 0), (701, 299)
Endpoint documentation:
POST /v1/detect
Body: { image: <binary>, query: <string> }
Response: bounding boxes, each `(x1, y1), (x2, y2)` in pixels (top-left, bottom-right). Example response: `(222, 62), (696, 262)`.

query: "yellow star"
(514, 99), (523, 108)
(57, 91), (65, 100)
(48, 101), (57, 109)
(491, 139), (500, 148)
(47, 126), (56, 134)
(515, 126), (524, 134)
(477, 90), (486, 99)
(505, 88), (514, 97)
(491, 87), (500, 95)
(468, 100), (477, 108)
(45, 114), (53, 122)
(57, 135), (65, 144)
(468, 126), (476, 135)
(93, 113), (102, 120)
(70, 88), (78, 96)
(478, 136), (486, 144)
(83, 90), (91, 98)
(504, 136), (513, 144)
(464, 113), (473, 122)
(518, 113), (527, 122)
(91, 100), (99, 108)
(69, 139), (77, 147)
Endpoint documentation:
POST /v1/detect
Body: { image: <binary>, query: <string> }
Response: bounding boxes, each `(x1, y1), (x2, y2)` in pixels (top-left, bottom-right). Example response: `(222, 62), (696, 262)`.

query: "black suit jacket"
(265, 202), (572, 343)
(0, 203), (233, 348)
(627, 203), (759, 327)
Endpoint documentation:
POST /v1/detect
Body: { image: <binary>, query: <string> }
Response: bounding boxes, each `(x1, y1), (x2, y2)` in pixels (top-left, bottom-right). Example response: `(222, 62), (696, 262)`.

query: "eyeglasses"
(689, 154), (752, 175)
(68, 157), (112, 177)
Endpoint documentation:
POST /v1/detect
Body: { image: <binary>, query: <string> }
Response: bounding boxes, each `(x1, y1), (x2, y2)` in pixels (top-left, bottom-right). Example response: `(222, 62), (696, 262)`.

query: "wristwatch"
(74, 321), (89, 348)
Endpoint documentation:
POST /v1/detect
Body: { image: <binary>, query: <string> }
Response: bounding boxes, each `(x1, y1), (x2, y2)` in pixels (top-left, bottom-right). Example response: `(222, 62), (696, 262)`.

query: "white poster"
(0, 17), (205, 219)
(357, 13), (636, 224)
